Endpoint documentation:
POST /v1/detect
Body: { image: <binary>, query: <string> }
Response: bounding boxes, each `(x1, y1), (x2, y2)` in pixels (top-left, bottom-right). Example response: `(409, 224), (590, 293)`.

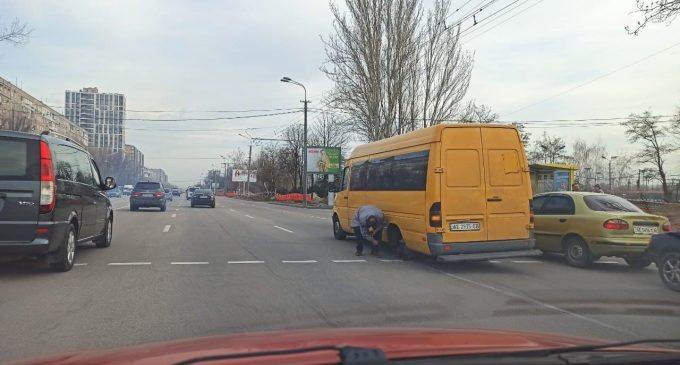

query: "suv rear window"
(583, 195), (642, 212)
(0, 138), (39, 180)
(134, 182), (162, 190)
(196, 189), (213, 195)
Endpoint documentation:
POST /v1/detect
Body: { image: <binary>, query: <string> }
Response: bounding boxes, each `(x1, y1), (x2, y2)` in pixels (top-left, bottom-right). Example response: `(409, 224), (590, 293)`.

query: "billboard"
(232, 169), (257, 182)
(306, 147), (341, 174)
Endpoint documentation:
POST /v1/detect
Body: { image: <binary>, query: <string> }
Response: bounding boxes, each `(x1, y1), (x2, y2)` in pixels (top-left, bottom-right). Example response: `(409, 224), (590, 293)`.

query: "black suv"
(130, 181), (167, 211)
(191, 189), (215, 208)
(0, 131), (116, 272)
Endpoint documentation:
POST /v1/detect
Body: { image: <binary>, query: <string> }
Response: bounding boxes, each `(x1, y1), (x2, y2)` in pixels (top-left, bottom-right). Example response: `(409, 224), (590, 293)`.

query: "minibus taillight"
(39, 140), (56, 214)
(529, 199), (534, 224)
(429, 202), (442, 227)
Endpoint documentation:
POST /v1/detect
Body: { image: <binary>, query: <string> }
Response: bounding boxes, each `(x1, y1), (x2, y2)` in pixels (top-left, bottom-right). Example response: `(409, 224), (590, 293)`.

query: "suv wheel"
(659, 252), (680, 291)
(624, 257), (652, 269)
(94, 215), (112, 248)
(563, 236), (592, 268)
(389, 226), (414, 260)
(160, 205), (166, 212)
(130, 204), (137, 211)
(333, 216), (347, 240)
(49, 224), (76, 272)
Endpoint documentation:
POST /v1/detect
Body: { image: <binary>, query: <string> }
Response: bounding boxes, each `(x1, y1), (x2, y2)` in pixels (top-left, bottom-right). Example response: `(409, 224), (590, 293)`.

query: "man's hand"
(372, 239), (379, 246)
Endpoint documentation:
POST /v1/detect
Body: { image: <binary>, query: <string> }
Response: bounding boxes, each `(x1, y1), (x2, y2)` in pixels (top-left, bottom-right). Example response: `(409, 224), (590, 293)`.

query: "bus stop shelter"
(530, 163), (579, 194)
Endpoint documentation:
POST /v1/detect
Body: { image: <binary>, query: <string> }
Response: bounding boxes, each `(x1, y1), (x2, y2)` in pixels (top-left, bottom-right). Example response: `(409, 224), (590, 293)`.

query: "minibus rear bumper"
(427, 234), (540, 262)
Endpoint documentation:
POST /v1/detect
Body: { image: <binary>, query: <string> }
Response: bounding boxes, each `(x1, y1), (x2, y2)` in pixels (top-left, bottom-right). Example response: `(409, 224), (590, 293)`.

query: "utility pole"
(280, 76), (309, 208)
(246, 142), (252, 195)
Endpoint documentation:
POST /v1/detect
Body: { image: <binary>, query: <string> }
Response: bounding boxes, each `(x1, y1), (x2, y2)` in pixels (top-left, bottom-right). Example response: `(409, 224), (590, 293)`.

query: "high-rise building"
(0, 76), (88, 146)
(144, 167), (168, 185)
(64, 87), (125, 151)
(124, 144), (145, 185)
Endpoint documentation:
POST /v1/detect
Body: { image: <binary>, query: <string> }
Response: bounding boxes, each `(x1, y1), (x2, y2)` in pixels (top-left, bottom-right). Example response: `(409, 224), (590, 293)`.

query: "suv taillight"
(429, 202), (442, 227)
(662, 222), (672, 232)
(154, 191), (165, 198)
(603, 219), (629, 230)
(39, 140), (55, 214)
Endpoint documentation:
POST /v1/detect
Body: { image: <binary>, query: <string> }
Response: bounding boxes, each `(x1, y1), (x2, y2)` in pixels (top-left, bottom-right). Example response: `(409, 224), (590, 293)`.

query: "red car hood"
(8, 328), (663, 365)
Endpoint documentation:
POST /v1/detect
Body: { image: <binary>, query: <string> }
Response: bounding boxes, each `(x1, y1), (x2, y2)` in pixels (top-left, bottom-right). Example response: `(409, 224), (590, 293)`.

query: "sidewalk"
(268, 201), (332, 210)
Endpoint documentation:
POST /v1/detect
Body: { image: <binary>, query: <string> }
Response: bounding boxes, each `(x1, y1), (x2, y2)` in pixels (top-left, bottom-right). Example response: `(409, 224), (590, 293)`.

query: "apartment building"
(64, 87), (125, 151)
(0, 76), (88, 146)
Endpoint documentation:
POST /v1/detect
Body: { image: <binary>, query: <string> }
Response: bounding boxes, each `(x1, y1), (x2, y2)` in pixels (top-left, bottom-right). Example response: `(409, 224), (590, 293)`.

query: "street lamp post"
(281, 76), (309, 208)
(602, 155), (618, 192)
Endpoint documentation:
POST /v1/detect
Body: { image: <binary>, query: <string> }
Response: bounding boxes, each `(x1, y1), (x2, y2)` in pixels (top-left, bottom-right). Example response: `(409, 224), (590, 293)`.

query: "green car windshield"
(583, 195), (643, 213)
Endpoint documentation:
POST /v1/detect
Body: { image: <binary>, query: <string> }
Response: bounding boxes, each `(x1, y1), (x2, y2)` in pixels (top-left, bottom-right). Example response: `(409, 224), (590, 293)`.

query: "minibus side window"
(349, 162), (367, 191)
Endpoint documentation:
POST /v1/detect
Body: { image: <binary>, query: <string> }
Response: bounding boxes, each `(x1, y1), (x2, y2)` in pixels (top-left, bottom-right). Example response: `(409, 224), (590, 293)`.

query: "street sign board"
(306, 147), (341, 174)
(232, 169), (257, 182)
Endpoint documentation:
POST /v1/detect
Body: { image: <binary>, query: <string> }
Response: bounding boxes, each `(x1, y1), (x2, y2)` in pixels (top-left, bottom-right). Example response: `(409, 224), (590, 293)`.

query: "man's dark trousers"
(353, 227), (382, 255)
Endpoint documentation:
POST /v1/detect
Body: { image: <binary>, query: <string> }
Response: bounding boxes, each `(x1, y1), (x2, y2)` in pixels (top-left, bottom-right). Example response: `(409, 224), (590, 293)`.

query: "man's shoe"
(355, 251), (363, 256)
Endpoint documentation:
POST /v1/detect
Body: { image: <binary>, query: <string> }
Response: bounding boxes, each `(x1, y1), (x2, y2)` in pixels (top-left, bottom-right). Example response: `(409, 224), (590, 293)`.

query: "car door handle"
(559, 218), (567, 223)
(487, 197), (502, 202)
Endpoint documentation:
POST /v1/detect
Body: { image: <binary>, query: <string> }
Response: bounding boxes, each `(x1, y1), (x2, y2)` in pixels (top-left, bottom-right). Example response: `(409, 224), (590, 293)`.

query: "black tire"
(191, 202), (195, 208)
(333, 215), (347, 240)
(130, 204), (137, 212)
(658, 252), (680, 292)
(93, 215), (112, 248)
(211, 203), (215, 208)
(389, 226), (414, 260)
(49, 224), (76, 272)
(160, 205), (166, 212)
(624, 257), (652, 269)
(563, 236), (593, 268)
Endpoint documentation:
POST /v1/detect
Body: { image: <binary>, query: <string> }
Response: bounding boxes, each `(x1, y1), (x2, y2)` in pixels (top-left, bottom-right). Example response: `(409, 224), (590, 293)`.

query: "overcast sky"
(1, 0), (679, 185)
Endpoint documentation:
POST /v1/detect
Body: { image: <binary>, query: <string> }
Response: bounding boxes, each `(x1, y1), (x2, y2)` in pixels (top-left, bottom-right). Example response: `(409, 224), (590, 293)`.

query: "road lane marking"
(274, 225), (293, 233)
(282, 260), (317, 263)
(171, 214), (177, 218)
(488, 260), (502, 263)
(510, 260), (541, 263)
(245, 214), (255, 219)
(108, 262), (151, 266)
(174, 208), (180, 211)
(229, 208), (237, 212)
(114, 204), (130, 211)
(332, 259), (367, 263)
(379, 259), (403, 262)
(74, 263), (88, 266)
(315, 217), (326, 220)
(228, 260), (265, 264)
(163, 225), (171, 233)
(599, 261), (620, 264)
(436, 269), (637, 336)
(171, 261), (209, 265)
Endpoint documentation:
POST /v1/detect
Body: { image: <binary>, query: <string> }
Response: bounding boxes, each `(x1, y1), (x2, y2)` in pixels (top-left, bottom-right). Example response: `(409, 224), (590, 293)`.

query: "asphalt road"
(1, 196), (679, 362)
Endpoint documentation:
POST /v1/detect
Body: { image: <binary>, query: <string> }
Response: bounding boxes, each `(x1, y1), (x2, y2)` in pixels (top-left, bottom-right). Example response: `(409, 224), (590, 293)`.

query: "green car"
(532, 192), (671, 268)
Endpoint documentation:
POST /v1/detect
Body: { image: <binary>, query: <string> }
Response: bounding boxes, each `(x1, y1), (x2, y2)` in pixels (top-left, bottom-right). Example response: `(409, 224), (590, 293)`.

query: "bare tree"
(0, 18), (32, 46)
(528, 132), (567, 164)
(511, 122), (531, 146)
(626, 0), (680, 35)
(280, 123), (305, 191)
(309, 112), (350, 150)
(570, 138), (608, 188)
(671, 105), (680, 137)
(622, 110), (678, 200)
(227, 148), (247, 169)
(458, 101), (499, 123)
(322, 0), (472, 141)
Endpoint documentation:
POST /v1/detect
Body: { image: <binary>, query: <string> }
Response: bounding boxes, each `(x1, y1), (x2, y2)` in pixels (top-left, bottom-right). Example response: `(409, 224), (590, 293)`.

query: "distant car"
(171, 188), (180, 196)
(164, 188), (174, 201)
(130, 182), (167, 211)
(0, 130), (116, 272)
(533, 192), (671, 268)
(644, 232), (680, 292)
(106, 187), (122, 198)
(186, 186), (198, 200)
(191, 189), (215, 208)
(122, 185), (134, 196)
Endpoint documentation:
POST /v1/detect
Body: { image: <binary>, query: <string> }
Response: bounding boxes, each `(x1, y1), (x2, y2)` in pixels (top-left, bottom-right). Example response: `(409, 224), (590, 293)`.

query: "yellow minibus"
(332, 123), (539, 262)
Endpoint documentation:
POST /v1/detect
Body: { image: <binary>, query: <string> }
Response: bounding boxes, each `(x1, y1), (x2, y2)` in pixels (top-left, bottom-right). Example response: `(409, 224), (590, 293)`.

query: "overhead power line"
(125, 110), (300, 122)
(462, 0), (547, 42)
(49, 105), (301, 114)
(505, 40), (680, 116)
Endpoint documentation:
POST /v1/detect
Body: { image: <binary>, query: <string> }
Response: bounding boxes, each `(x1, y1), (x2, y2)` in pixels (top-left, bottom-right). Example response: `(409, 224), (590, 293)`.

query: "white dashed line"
(282, 260), (318, 264)
(332, 259), (367, 263)
(274, 225), (293, 233)
(228, 260), (265, 264)
(108, 262), (152, 266)
(488, 260), (502, 263)
(171, 261), (209, 265)
(599, 261), (620, 264)
(379, 259), (403, 263)
(510, 260), (541, 264)
(171, 214), (177, 218)
(315, 216), (325, 220)
(162, 225), (171, 233)
(74, 263), (88, 266)
(229, 208), (237, 212)
(174, 208), (180, 211)
(245, 214), (255, 219)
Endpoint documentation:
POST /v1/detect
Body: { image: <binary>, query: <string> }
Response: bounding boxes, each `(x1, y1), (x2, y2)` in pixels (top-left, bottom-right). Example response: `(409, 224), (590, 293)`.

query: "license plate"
(450, 222), (480, 231)
(143, 193), (153, 197)
(196, 195), (204, 198)
(633, 225), (657, 235)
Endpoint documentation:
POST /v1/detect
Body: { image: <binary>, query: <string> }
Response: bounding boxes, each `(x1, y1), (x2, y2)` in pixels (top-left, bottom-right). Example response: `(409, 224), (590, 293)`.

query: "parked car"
(164, 188), (174, 201)
(106, 187), (122, 198)
(191, 189), (215, 208)
(644, 232), (680, 292)
(532, 192), (671, 268)
(0, 130), (116, 272)
(171, 187), (180, 196)
(186, 186), (198, 200)
(130, 182), (167, 211)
